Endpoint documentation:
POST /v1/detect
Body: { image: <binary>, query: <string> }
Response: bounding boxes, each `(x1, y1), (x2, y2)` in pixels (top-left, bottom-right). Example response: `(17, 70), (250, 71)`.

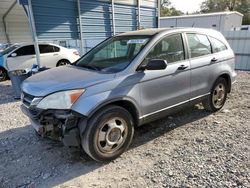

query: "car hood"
(22, 65), (116, 97)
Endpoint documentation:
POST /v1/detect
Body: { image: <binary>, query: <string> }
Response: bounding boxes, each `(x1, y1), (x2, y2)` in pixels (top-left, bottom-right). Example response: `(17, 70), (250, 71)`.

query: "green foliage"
(161, 0), (171, 8)
(200, 0), (250, 24)
(160, 0), (184, 17)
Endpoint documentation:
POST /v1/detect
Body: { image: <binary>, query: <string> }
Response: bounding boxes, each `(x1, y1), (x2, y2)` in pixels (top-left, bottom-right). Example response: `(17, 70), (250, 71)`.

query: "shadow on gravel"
(132, 105), (211, 149)
(0, 125), (103, 187)
(0, 81), (17, 105)
(0, 105), (211, 187)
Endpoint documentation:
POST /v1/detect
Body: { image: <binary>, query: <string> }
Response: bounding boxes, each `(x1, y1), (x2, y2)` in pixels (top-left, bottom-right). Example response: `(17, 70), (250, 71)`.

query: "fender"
(71, 88), (142, 119)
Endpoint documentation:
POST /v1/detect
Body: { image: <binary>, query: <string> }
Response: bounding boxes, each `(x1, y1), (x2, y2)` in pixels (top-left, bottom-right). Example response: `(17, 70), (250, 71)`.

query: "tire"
(57, 60), (70, 66)
(0, 67), (8, 82)
(81, 105), (134, 162)
(202, 77), (228, 112)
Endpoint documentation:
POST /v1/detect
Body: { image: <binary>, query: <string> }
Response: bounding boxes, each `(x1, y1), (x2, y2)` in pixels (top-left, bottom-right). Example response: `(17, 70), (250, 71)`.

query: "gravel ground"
(0, 71), (249, 188)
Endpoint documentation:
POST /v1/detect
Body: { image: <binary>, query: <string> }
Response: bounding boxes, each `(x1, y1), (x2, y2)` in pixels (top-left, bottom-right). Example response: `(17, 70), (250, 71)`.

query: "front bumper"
(21, 104), (82, 147)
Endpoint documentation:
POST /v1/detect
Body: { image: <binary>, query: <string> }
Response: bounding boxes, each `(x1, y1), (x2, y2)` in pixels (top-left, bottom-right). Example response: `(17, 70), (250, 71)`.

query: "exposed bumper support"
(21, 105), (84, 147)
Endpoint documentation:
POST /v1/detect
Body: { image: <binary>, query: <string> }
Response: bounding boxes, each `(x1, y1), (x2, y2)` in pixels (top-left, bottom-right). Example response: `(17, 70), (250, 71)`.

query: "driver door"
(138, 33), (191, 119)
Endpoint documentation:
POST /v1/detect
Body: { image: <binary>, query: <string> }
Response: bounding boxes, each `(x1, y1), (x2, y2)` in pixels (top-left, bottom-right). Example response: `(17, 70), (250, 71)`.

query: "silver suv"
(21, 28), (236, 161)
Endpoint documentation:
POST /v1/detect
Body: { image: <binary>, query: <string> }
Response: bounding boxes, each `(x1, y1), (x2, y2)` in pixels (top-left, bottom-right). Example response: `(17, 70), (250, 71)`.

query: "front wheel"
(0, 68), (8, 82)
(81, 105), (134, 162)
(202, 77), (228, 112)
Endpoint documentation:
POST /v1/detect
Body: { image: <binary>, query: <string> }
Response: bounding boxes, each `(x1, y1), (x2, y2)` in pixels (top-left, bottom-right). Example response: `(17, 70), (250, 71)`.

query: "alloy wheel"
(212, 83), (226, 109)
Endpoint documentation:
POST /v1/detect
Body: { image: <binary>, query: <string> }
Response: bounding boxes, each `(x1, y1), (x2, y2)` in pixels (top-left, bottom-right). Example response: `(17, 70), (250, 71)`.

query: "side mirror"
(139, 59), (167, 71)
(11, 53), (17, 57)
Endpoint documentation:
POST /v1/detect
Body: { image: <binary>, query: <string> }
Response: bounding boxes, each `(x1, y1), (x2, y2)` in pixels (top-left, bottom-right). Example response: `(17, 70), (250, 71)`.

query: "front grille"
(22, 92), (35, 107)
(29, 108), (40, 117)
(21, 104), (40, 119)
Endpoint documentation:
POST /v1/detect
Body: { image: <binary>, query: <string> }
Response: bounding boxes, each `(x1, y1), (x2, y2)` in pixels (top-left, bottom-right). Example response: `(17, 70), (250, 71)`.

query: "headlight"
(37, 89), (85, 109)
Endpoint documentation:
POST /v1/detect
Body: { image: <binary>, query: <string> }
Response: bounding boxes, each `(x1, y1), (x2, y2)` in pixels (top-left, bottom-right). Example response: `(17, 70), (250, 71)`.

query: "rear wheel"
(57, 60), (70, 66)
(202, 77), (228, 112)
(0, 67), (8, 82)
(81, 105), (134, 162)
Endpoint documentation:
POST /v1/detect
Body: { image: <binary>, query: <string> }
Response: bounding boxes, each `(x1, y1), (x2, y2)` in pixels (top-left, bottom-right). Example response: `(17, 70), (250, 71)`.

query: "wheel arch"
(218, 73), (231, 93)
(87, 98), (141, 127)
(56, 59), (71, 66)
(0, 66), (9, 81)
(0, 65), (6, 70)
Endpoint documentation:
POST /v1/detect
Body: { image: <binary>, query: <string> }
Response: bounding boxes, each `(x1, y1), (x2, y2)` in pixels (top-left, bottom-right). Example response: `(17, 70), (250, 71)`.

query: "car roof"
(116, 27), (221, 37)
(117, 28), (172, 36)
(12, 42), (60, 47)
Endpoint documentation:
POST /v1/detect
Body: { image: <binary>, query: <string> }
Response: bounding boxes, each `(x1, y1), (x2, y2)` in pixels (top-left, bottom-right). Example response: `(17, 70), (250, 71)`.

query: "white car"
(4, 42), (80, 72)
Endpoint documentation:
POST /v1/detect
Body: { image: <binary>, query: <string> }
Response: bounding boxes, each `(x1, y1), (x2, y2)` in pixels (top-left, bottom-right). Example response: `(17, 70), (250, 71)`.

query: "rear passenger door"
(186, 33), (215, 98)
(39, 45), (60, 68)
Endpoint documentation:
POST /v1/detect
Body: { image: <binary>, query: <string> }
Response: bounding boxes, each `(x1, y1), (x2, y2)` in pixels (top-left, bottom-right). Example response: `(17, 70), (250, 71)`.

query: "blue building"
(0, 0), (159, 55)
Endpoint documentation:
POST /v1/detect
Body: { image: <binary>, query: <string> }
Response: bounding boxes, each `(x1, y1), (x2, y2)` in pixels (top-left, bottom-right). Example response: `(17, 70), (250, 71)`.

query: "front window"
(76, 36), (151, 73)
(145, 33), (185, 63)
(14, 45), (35, 56)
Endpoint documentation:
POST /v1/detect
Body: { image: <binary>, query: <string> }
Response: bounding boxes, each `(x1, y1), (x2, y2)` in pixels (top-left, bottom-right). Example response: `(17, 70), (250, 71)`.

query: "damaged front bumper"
(21, 104), (85, 147)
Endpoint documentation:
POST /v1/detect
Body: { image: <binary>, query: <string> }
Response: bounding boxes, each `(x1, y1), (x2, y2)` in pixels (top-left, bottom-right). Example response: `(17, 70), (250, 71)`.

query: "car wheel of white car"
(0, 68), (8, 82)
(81, 105), (134, 162)
(57, 60), (70, 66)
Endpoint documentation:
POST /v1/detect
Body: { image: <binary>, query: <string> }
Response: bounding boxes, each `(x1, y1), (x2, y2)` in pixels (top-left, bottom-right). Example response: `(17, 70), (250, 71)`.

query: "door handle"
(177, 65), (188, 70)
(53, 53), (59, 56)
(211, 57), (218, 62)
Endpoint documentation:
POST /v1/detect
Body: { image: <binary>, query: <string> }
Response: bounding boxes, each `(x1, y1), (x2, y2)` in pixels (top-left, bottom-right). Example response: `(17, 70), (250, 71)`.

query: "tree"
(200, 0), (250, 24)
(160, 0), (184, 17)
(161, 0), (171, 8)
(235, 0), (250, 25)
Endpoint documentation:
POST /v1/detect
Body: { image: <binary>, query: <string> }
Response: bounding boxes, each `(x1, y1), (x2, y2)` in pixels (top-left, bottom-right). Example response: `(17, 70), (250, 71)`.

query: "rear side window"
(209, 37), (227, 53)
(187, 33), (212, 58)
(14, 45), (35, 56)
(53, 46), (60, 52)
(39, 45), (55, 53)
(146, 33), (185, 63)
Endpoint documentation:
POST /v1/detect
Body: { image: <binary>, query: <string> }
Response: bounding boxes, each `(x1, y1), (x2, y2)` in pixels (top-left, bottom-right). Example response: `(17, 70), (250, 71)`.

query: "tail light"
(73, 51), (79, 56)
(233, 55), (236, 64)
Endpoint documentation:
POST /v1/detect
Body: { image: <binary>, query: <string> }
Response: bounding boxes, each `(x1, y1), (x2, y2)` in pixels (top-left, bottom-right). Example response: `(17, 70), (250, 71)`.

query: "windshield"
(76, 36), (151, 73)
(0, 44), (20, 56)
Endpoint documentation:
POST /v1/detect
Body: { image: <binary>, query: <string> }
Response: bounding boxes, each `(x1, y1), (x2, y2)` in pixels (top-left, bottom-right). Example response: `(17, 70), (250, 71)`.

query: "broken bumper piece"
(21, 104), (83, 147)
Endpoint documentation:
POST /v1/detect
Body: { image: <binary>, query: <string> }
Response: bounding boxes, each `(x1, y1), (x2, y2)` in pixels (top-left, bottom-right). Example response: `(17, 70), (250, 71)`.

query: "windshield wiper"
(78, 64), (100, 71)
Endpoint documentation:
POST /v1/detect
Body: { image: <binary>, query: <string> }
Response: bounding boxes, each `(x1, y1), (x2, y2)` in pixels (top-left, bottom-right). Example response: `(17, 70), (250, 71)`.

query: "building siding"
(140, 6), (157, 29)
(224, 30), (250, 71)
(2, 3), (32, 43)
(79, 0), (112, 39)
(31, 0), (79, 40)
(32, 0), (157, 40)
(78, 0), (157, 51)
(114, 3), (138, 33)
(30, 0), (157, 52)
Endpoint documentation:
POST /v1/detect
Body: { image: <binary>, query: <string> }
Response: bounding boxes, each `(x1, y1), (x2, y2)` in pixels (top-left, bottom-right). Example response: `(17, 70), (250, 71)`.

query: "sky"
(170, 0), (204, 13)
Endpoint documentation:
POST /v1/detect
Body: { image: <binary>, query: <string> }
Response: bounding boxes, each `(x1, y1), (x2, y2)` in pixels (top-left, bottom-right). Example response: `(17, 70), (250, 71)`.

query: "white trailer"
(160, 11), (243, 32)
